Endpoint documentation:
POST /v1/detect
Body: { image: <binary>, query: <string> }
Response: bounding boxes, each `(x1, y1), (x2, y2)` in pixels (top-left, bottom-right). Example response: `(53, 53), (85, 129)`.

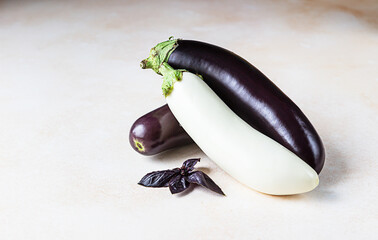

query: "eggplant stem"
(140, 38), (178, 74)
(159, 63), (185, 97)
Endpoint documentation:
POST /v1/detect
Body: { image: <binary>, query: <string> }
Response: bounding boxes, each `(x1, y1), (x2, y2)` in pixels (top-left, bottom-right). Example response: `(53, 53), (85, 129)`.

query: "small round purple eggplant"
(129, 104), (194, 155)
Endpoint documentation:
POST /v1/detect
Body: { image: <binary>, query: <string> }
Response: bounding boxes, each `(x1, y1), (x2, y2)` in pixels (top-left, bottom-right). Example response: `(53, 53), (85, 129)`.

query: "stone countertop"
(0, 0), (377, 239)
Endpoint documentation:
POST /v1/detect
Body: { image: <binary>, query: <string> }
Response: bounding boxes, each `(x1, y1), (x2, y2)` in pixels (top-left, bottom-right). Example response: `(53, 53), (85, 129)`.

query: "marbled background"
(0, 0), (377, 239)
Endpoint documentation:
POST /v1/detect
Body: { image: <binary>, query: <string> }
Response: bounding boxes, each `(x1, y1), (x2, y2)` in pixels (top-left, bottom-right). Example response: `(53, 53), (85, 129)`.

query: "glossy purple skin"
(168, 40), (325, 173)
(129, 105), (194, 156)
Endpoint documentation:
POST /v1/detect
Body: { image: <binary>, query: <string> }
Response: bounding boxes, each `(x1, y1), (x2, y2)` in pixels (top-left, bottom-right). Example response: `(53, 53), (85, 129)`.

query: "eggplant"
(158, 63), (319, 195)
(129, 104), (193, 155)
(141, 38), (325, 173)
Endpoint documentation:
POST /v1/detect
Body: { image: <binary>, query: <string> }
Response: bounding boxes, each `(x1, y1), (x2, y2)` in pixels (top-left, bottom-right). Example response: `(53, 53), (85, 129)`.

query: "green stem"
(140, 37), (178, 74)
(159, 63), (184, 97)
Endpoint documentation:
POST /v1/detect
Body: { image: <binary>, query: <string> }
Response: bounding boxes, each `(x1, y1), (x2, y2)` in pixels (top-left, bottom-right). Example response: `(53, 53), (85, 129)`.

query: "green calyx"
(140, 37), (178, 74)
(140, 37), (186, 96)
(159, 63), (185, 96)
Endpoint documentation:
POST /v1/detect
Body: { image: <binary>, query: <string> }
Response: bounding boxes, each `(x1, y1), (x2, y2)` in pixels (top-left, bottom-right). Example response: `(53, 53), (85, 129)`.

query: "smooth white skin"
(166, 72), (319, 195)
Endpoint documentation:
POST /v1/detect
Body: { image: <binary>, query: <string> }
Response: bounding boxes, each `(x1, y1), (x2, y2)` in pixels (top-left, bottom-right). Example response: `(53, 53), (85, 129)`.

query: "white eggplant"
(160, 63), (319, 195)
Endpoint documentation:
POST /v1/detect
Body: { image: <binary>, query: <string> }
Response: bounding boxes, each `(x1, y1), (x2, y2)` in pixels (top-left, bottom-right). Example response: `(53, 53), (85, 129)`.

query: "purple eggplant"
(129, 104), (194, 156)
(141, 38), (325, 173)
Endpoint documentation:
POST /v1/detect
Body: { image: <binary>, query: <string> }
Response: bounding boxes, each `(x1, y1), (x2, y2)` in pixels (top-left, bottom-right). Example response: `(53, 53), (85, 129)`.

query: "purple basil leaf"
(168, 174), (190, 194)
(182, 158), (200, 172)
(187, 171), (225, 195)
(138, 170), (178, 187)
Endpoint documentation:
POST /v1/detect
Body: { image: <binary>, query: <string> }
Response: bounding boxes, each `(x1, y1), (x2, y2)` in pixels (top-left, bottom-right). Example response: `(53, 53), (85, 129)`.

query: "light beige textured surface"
(0, 0), (377, 239)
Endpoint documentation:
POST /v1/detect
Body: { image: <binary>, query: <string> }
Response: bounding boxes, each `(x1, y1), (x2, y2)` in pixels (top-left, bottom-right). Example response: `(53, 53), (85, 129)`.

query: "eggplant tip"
(133, 138), (145, 152)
